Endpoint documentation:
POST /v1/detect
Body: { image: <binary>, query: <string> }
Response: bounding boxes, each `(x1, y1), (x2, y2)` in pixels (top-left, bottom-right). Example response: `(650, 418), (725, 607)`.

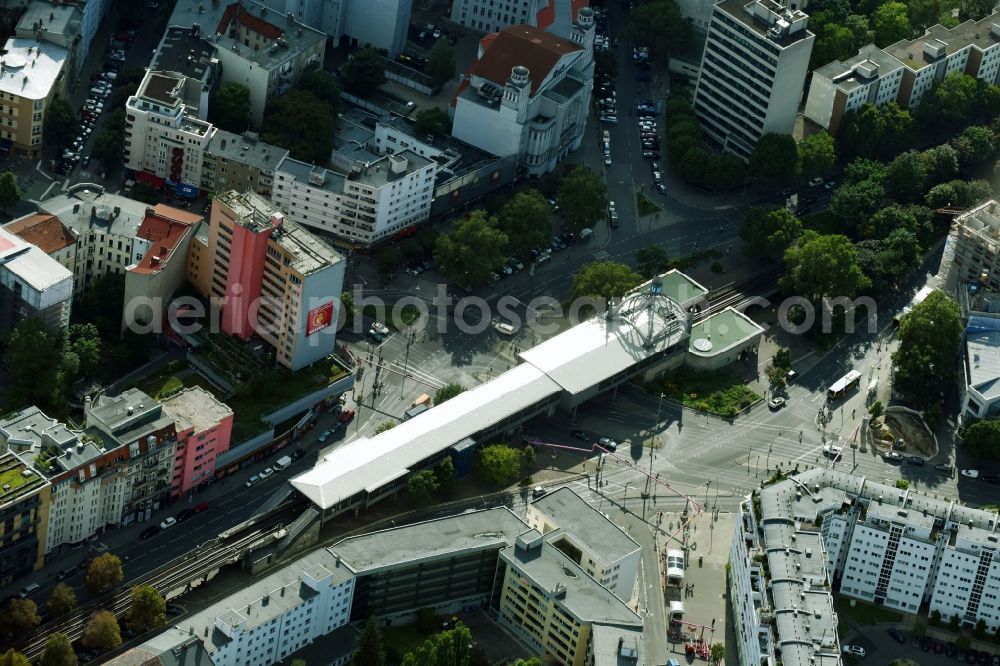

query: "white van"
(493, 321), (515, 336)
(578, 228), (593, 240)
(20, 582), (40, 598)
(273, 455), (292, 471)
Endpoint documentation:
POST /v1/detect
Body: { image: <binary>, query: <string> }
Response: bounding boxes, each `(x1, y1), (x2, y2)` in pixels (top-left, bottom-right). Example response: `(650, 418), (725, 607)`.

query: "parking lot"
(844, 621), (1000, 666)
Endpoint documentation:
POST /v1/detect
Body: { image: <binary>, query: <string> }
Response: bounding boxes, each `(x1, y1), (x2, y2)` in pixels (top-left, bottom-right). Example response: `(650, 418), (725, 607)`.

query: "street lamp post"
(399, 326), (416, 397)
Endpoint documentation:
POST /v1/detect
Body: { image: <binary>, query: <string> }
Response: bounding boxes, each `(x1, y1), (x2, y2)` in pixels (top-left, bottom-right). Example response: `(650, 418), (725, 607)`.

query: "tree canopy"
(211, 82), (252, 133)
(426, 41), (456, 87)
(92, 109), (127, 168)
(872, 1), (911, 45)
(477, 444), (523, 486)
(635, 246), (671, 277)
(557, 167), (608, 232)
(407, 470), (439, 502)
(127, 585), (166, 633)
(39, 633), (76, 666)
(740, 207), (802, 260)
(352, 616), (387, 666)
(47, 583), (78, 618)
(297, 66), (342, 107)
(44, 96), (76, 147)
(85, 553), (123, 595)
(497, 190), (551, 257)
(798, 131), (837, 178)
(781, 231), (871, 304)
(885, 151), (928, 202)
(1, 598), (39, 635)
(4, 317), (64, 409)
(82, 611), (121, 652)
(749, 133), (799, 184)
(0, 651), (30, 666)
(0, 170), (21, 215)
(830, 178), (885, 228)
(342, 49), (387, 96)
(414, 108), (450, 137)
(892, 290), (962, 408)
(261, 90), (336, 164)
(572, 261), (643, 305)
(401, 623), (476, 666)
(433, 211), (508, 287)
(627, 0), (692, 59)
(434, 383), (465, 405)
(963, 418), (1000, 460)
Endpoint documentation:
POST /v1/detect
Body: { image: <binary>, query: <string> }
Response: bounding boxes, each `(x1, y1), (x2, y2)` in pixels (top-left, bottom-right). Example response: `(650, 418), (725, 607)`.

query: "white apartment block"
(735, 466), (1000, 666)
(124, 70), (216, 192)
(525, 486), (641, 601)
(692, 0), (814, 157)
(75, 0), (112, 75)
(451, 12), (595, 176)
(450, 0), (541, 34)
(0, 226), (73, 336)
(259, 0), (411, 57)
(271, 152), (436, 247)
(805, 45), (905, 133)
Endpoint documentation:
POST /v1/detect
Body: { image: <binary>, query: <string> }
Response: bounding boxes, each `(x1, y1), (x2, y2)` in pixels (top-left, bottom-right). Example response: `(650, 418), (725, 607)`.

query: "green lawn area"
(802, 210), (844, 235)
(636, 191), (661, 216)
(0, 466), (31, 495)
(650, 368), (760, 417)
(834, 597), (902, 626)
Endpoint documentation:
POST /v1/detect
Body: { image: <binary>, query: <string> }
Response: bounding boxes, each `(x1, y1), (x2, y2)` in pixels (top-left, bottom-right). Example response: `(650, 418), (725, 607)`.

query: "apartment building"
(692, 0), (814, 157)
(0, 452), (50, 584)
(15, 1), (83, 80)
(4, 212), (77, 277)
(168, 1), (326, 128)
(734, 467), (1000, 666)
(449, 0), (586, 35)
(271, 152), (435, 247)
(526, 486), (641, 601)
(451, 12), (595, 176)
(187, 190), (345, 371)
(202, 130), (288, 198)
(112, 494), (648, 666)
(805, 45), (906, 133)
(0, 37), (67, 157)
(161, 387), (234, 496)
(0, 225), (73, 335)
(149, 25), (220, 122)
(257, 0), (412, 57)
(124, 70), (216, 196)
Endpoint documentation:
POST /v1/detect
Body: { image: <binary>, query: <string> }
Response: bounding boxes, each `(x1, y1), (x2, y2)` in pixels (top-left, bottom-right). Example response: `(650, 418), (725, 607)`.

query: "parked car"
(140, 525), (160, 540)
(906, 456), (924, 466)
(245, 474), (260, 488)
(371, 321), (390, 335)
(961, 469), (980, 478)
(921, 636), (933, 652)
(935, 462), (953, 472)
(159, 517), (177, 530)
(571, 430), (590, 441)
(768, 397), (785, 410)
(842, 645), (866, 658)
(597, 437), (617, 452)
(888, 627), (906, 644)
(318, 429), (333, 443)
(339, 408), (356, 424)
(883, 451), (903, 463)
(259, 467), (274, 480)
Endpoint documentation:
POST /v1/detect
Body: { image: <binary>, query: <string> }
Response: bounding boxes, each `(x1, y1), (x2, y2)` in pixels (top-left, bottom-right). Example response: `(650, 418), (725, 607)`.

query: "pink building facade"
(160, 387), (234, 496)
(220, 212), (277, 340)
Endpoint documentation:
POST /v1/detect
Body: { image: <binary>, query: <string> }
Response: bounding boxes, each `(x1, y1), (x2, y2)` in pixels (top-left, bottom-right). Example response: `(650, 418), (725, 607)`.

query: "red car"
(339, 409), (355, 423)
(193, 502), (209, 513)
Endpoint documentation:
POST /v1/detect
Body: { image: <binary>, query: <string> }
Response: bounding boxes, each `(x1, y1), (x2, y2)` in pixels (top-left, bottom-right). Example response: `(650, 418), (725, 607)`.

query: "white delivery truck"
(273, 455), (293, 471)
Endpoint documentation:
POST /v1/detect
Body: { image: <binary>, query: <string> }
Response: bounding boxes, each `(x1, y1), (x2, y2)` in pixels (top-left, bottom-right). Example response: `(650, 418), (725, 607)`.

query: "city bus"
(827, 370), (862, 400)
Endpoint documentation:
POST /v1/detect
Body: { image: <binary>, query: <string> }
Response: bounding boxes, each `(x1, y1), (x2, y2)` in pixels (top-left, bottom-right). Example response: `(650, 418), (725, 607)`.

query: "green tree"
(925, 178), (993, 208)
(375, 421), (397, 433)
(0, 170), (20, 215)
(377, 246), (404, 276)
(352, 616), (387, 666)
(127, 585), (166, 633)
(951, 124), (997, 166)
(92, 109), (127, 167)
(81, 610), (121, 651)
(342, 49), (386, 96)
(628, 0), (692, 59)
(297, 66), (341, 107)
(872, 2), (911, 46)
(922, 72), (979, 127)
(876, 228), (922, 281)
(0, 651), (31, 666)
(922, 144), (960, 185)
(749, 133), (799, 184)
(830, 178), (884, 227)
(39, 633), (76, 666)
(781, 231), (871, 304)
(417, 228), (439, 254)
(862, 204), (934, 243)
(426, 41), (456, 87)
(85, 553), (123, 595)
(710, 643), (726, 666)
(44, 96), (76, 147)
(435, 456), (457, 495)
(892, 290), (962, 408)
(408, 470), (439, 502)
(477, 444), (522, 486)
(340, 290), (355, 327)
(811, 22), (859, 70)
(2, 598), (39, 635)
(414, 107), (450, 137)
(572, 261), (643, 305)
(497, 190), (551, 256)
(798, 131), (836, 178)
(885, 151), (927, 202)
(47, 583), (78, 618)
(211, 82), (252, 132)
(740, 207), (802, 260)
(557, 167), (608, 232)
(908, 0), (942, 31)
(511, 660), (542, 666)
(844, 158), (888, 185)
(4, 317), (64, 409)
(129, 182), (160, 205)
(66, 323), (102, 378)
(435, 383), (465, 404)
(635, 246), (671, 277)
(401, 623), (475, 666)
(261, 90), (336, 164)
(962, 417), (1000, 459)
(433, 211), (508, 287)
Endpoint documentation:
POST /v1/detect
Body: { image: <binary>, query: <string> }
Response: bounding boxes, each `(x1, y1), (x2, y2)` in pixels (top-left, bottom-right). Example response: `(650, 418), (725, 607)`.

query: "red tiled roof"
(131, 210), (199, 276)
(5, 214), (76, 254)
(468, 25), (582, 96)
(216, 2), (284, 41)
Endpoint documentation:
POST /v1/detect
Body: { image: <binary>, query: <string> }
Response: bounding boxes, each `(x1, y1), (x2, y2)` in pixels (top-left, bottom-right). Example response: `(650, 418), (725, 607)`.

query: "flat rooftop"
(276, 156), (347, 194)
(16, 1), (82, 41)
(688, 307), (764, 358)
(331, 507), (529, 574)
(206, 130), (287, 172)
(886, 15), (1000, 70)
(0, 228), (73, 294)
(715, 0), (813, 48)
(347, 150), (434, 188)
(0, 37), (66, 100)
(866, 498), (937, 531)
(966, 329), (1000, 402)
(151, 26), (217, 83)
(531, 487), (640, 562)
(0, 452), (48, 508)
(160, 387), (233, 433)
(39, 185), (173, 239)
(813, 44), (905, 92)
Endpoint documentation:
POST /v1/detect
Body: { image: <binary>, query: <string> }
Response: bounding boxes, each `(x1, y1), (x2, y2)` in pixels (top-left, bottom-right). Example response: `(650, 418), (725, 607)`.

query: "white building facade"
(692, 0), (814, 157)
(804, 45), (905, 133)
(260, 0), (411, 57)
(271, 153), (436, 247)
(451, 12), (595, 176)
